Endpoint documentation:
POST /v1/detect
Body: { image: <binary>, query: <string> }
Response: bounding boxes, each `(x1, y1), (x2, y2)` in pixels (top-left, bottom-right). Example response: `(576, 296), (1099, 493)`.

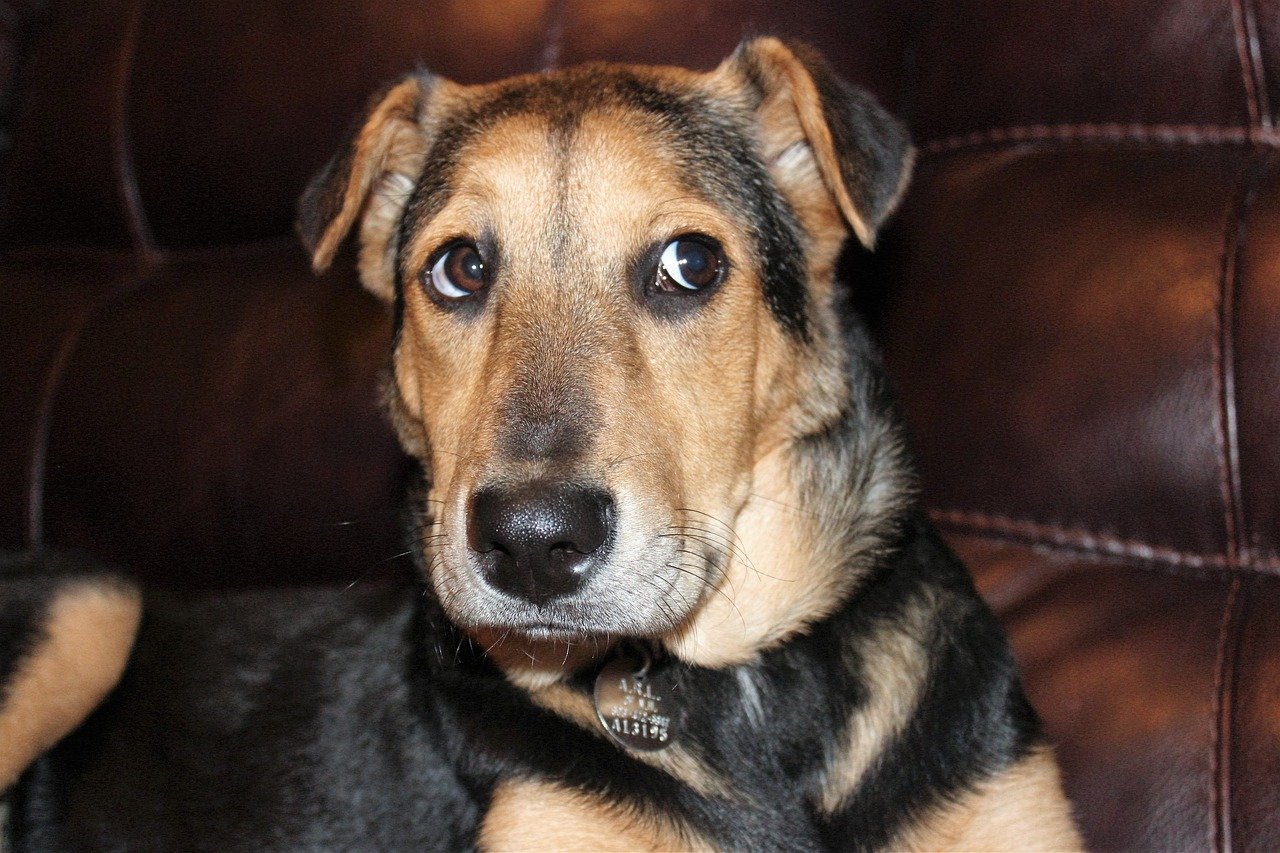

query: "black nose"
(467, 481), (614, 605)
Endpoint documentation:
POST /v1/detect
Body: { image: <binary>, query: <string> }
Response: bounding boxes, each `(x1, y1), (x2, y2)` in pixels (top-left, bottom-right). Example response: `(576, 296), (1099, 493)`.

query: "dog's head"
(299, 38), (911, 666)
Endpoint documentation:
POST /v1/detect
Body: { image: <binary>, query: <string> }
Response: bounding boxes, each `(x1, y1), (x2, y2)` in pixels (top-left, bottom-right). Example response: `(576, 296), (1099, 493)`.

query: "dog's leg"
(892, 747), (1083, 852)
(479, 778), (711, 853)
(0, 553), (141, 791)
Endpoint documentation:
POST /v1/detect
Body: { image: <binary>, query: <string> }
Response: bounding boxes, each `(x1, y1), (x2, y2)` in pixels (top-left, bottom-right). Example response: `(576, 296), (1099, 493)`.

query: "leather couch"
(3, 1), (1277, 849)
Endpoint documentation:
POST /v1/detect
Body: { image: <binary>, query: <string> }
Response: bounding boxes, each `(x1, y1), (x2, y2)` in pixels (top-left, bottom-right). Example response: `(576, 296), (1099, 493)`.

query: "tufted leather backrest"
(875, 0), (1280, 575)
(907, 0), (1279, 140)
(3, 2), (1279, 849)
(0, 0), (912, 250)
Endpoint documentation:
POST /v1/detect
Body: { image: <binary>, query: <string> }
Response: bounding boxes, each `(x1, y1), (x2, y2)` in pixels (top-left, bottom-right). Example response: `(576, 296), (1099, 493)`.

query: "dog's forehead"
(447, 109), (717, 241)
(420, 68), (738, 221)
(401, 66), (810, 336)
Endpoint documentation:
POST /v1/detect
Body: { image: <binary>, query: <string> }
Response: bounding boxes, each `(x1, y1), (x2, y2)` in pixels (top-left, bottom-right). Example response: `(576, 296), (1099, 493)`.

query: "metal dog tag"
(593, 648), (680, 752)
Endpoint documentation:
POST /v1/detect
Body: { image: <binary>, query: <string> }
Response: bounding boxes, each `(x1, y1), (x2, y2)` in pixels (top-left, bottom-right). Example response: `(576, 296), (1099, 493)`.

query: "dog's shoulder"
(812, 517), (1067, 848)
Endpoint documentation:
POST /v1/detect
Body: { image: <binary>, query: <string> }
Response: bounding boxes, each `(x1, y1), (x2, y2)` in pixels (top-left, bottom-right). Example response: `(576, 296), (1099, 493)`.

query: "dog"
(0, 38), (1081, 850)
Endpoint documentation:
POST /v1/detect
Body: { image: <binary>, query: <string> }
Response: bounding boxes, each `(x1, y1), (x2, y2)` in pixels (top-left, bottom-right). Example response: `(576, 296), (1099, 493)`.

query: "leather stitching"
(1230, 0), (1273, 134)
(111, 0), (159, 262)
(918, 123), (1280, 157)
(930, 509), (1280, 574)
(539, 0), (567, 72)
(1214, 153), (1270, 572)
(1230, 0), (1263, 131)
(1213, 159), (1257, 568)
(1210, 575), (1246, 853)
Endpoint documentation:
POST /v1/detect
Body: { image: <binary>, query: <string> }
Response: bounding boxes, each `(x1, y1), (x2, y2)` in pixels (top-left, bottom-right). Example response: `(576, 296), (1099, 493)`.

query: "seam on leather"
(111, 0), (160, 262)
(941, 531), (1263, 595)
(1210, 575), (1246, 853)
(918, 123), (1280, 157)
(1212, 157), (1261, 568)
(1229, 0), (1272, 134)
(930, 509), (1280, 574)
(26, 300), (96, 550)
(539, 0), (567, 72)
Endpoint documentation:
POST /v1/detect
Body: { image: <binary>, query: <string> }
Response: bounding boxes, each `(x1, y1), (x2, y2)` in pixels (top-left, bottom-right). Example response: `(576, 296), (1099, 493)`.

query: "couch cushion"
(28, 242), (409, 588)
(878, 144), (1280, 573)
(0, 0), (913, 251)
(0, 251), (136, 548)
(952, 533), (1280, 852)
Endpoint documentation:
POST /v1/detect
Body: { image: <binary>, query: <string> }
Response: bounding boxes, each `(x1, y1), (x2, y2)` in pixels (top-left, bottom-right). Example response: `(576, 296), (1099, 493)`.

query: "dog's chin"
(443, 600), (691, 643)
(490, 624), (601, 644)
(429, 559), (704, 643)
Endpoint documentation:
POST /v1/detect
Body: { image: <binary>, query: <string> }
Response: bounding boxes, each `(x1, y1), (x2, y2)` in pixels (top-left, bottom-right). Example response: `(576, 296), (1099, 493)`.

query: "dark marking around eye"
(391, 68), (811, 341)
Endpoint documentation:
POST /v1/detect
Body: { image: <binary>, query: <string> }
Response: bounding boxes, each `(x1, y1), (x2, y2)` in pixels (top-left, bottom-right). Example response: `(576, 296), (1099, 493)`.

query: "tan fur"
(663, 451), (835, 666)
(471, 629), (607, 692)
(708, 41), (854, 261)
(655, 45), (920, 667)
(663, 338), (913, 668)
(0, 581), (141, 790)
(309, 76), (445, 291)
(893, 748), (1084, 852)
(480, 778), (712, 852)
(816, 590), (937, 813)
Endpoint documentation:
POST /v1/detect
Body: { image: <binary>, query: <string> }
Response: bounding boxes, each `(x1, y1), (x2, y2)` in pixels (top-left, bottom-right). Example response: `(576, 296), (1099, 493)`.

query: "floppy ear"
(296, 74), (434, 300)
(719, 37), (913, 249)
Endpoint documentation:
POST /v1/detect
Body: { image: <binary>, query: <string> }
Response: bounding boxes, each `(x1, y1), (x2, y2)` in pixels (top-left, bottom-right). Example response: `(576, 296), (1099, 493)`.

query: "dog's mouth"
(422, 500), (725, 643)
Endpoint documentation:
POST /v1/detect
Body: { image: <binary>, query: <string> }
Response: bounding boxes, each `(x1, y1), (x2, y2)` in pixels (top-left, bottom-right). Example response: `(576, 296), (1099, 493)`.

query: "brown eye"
(656, 236), (722, 292)
(428, 243), (487, 299)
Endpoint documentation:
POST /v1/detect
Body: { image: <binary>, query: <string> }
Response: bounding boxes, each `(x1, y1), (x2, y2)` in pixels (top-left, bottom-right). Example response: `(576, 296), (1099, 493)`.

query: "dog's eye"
(427, 243), (487, 300)
(656, 237), (722, 292)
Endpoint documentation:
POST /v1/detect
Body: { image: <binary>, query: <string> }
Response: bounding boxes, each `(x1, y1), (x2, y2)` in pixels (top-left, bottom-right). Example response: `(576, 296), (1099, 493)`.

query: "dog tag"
(593, 648), (680, 752)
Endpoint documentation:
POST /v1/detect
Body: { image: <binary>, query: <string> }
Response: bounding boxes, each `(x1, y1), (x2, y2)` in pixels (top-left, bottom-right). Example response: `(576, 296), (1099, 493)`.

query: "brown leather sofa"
(3, 1), (1277, 849)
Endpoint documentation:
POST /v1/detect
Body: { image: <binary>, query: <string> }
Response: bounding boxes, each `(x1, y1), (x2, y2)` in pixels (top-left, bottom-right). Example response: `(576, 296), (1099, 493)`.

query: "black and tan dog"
(1, 39), (1081, 850)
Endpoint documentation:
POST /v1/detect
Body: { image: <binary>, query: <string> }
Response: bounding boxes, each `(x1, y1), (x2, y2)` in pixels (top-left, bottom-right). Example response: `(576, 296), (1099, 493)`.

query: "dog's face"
(299, 38), (910, 650)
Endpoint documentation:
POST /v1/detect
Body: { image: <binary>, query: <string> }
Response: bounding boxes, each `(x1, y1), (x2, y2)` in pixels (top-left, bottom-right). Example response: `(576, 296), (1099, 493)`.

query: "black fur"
(11, 582), (479, 851)
(818, 524), (1040, 849)
(6, 515), (1038, 850)
(0, 559), (53, 697)
(421, 512), (1039, 853)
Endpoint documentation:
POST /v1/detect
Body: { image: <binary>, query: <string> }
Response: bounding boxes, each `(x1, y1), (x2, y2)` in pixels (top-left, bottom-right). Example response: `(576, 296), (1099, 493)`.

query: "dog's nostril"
(467, 481), (614, 605)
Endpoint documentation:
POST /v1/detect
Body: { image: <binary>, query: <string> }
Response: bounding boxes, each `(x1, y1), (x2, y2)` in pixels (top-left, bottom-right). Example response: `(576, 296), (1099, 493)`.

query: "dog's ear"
(296, 74), (434, 299)
(717, 37), (913, 249)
